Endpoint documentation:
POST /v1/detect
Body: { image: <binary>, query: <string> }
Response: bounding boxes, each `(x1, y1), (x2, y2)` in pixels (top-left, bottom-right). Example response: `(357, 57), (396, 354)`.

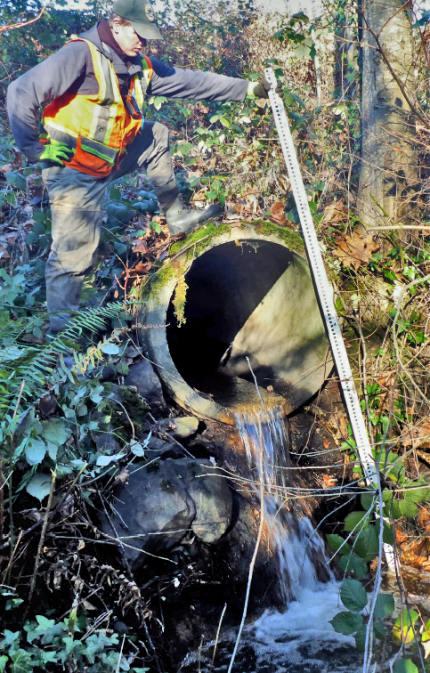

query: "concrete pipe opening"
(139, 224), (332, 425)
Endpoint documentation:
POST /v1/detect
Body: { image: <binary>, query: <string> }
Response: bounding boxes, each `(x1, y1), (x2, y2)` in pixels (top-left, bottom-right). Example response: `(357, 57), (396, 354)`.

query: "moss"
(170, 222), (232, 258)
(253, 220), (305, 253)
(140, 263), (176, 301)
(172, 276), (188, 327)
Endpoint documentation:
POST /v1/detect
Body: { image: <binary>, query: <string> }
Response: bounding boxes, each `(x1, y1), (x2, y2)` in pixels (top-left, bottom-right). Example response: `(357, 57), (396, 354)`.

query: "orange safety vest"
(41, 38), (153, 177)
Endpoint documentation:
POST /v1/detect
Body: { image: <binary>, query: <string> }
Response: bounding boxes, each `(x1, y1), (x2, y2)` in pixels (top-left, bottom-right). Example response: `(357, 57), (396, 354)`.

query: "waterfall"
(234, 406), (333, 604)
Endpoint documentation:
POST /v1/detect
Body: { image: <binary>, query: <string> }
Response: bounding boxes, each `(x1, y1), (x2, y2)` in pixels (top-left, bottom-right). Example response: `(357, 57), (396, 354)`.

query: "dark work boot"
(165, 194), (223, 236)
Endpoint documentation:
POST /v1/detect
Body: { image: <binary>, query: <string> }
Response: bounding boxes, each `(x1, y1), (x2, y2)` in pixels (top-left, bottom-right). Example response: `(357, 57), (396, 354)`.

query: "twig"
(24, 470), (56, 618)
(211, 603), (228, 670)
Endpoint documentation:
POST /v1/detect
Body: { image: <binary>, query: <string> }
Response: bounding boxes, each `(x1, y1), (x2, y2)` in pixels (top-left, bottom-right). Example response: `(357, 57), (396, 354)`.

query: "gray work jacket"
(7, 23), (249, 163)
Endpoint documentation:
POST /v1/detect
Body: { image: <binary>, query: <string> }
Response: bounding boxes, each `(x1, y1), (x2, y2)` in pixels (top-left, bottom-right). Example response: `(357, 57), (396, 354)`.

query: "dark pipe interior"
(166, 240), (294, 406)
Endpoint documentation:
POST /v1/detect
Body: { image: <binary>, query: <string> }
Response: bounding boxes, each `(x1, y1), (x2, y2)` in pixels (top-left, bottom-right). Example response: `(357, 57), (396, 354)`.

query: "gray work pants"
(43, 121), (178, 334)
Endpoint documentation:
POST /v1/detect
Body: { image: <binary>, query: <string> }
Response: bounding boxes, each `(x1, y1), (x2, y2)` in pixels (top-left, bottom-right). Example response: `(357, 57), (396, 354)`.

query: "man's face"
(112, 20), (147, 57)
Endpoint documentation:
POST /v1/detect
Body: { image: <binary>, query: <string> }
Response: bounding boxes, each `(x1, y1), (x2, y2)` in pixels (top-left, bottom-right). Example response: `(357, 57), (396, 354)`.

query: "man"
(7, 0), (279, 335)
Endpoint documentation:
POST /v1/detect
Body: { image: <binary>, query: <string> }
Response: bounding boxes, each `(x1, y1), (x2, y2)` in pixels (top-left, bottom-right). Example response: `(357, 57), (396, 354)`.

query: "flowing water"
(182, 406), (362, 672)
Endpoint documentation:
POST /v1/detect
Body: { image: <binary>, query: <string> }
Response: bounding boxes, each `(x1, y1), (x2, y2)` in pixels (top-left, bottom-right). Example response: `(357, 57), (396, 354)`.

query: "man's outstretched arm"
(147, 58), (249, 103)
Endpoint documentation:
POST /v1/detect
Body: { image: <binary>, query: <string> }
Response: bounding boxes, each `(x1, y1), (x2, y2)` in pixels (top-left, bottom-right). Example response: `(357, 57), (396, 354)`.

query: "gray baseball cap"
(112, 0), (163, 40)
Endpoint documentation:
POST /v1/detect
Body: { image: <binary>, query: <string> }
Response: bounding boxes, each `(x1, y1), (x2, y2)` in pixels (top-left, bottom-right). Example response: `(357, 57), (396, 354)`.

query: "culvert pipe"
(138, 222), (332, 425)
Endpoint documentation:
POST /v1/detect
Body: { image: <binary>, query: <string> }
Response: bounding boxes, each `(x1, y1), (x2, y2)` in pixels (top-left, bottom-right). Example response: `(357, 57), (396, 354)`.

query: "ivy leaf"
(25, 438), (47, 466)
(340, 579), (368, 612)
(374, 593), (395, 620)
(327, 534), (351, 555)
(26, 473), (52, 502)
(399, 499), (418, 518)
(101, 342), (120, 355)
(96, 454), (125, 467)
(393, 660), (418, 673)
(130, 442), (145, 457)
(41, 418), (70, 446)
(330, 611), (363, 635)
(0, 655), (8, 673)
(344, 511), (369, 532)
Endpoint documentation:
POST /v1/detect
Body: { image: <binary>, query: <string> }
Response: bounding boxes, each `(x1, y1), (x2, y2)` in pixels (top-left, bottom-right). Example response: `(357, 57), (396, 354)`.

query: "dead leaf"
(321, 474), (338, 489)
(401, 419), (430, 449)
(323, 436), (330, 449)
(132, 261), (152, 275)
(270, 200), (288, 225)
(0, 245), (10, 259)
(323, 199), (348, 226)
(370, 556), (379, 572)
(132, 239), (148, 255)
(333, 230), (380, 271)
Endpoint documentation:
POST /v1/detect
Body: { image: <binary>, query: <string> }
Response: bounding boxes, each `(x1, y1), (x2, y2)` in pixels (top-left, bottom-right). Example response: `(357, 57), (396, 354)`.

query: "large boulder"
(103, 458), (232, 568)
(124, 358), (165, 412)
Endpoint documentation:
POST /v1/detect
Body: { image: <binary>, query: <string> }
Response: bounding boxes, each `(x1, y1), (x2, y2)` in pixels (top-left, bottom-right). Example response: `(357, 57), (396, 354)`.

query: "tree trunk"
(358, 0), (419, 232)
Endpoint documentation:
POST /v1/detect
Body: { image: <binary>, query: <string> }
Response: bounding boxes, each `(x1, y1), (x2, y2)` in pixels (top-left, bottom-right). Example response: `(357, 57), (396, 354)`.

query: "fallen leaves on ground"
(401, 419), (430, 449)
(323, 199), (348, 226)
(333, 230), (380, 271)
(270, 200), (288, 225)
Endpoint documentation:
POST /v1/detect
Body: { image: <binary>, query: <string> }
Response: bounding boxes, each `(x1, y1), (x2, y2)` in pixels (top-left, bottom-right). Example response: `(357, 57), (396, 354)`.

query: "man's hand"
(40, 142), (75, 166)
(248, 76), (282, 100)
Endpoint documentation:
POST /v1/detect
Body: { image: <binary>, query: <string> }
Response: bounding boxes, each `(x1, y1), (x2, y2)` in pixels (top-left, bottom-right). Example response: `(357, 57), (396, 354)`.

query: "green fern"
(0, 302), (134, 418)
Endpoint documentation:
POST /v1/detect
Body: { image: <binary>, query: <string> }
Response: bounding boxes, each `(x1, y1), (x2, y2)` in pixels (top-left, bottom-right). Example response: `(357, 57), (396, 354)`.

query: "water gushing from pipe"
(234, 406), (333, 604)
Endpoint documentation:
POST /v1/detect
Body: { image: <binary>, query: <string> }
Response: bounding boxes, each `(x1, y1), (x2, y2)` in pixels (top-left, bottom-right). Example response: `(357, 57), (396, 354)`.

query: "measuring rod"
(265, 67), (379, 486)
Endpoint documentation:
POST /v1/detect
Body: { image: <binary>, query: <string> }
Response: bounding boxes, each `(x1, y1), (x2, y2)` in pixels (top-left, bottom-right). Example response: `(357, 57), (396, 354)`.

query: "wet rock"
(140, 433), (184, 459)
(158, 416), (199, 439)
(124, 358), (165, 411)
(189, 465), (232, 543)
(103, 458), (232, 568)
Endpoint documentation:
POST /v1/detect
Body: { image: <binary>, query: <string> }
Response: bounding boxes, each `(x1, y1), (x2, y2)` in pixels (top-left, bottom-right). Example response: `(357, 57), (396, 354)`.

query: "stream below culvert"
(180, 406), (362, 673)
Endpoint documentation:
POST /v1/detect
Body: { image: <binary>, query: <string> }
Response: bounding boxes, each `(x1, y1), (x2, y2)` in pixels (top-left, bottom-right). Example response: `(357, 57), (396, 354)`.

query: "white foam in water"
(253, 582), (354, 647)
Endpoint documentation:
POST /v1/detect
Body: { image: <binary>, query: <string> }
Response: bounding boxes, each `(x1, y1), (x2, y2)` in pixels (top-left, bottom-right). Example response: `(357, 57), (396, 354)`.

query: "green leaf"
(340, 579), (368, 612)
(339, 553), (368, 579)
(220, 117), (231, 128)
(25, 438), (47, 466)
(404, 486), (430, 503)
(110, 187), (121, 201)
(393, 660), (418, 673)
(327, 534), (351, 555)
(0, 655), (8, 673)
(41, 418), (70, 446)
(393, 609), (419, 643)
(355, 525), (379, 559)
(399, 499), (419, 518)
(130, 442), (145, 457)
(354, 625), (368, 652)
(344, 511), (369, 532)
(361, 492), (375, 511)
(96, 454), (124, 467)
(101, 343), (120, 355)
(330, 611), (363, 635)
(374, 593), (395, 620)
(422, 618), (430, 642)
(26, 473), (52, 502)
(374, 622), (386, 640)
